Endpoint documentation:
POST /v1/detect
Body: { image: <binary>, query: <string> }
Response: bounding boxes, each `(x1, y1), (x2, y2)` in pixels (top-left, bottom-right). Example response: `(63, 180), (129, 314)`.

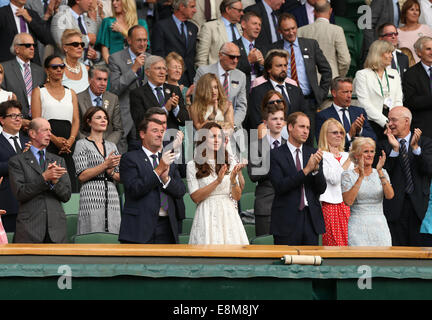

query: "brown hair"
(260, 90), (286, 120)
(81, 106), (110, 133)
(400, 0), (421, 25)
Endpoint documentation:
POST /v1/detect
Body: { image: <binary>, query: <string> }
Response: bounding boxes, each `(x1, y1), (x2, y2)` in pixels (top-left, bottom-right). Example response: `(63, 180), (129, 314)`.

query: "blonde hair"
(61, 29), (83, 52)
(166, 51), (185, 71)
(349, 137), (376, 164)
(190, 73), (228, 124)
(364, 40), (394, 70)
(318, 118), (346, 152)
(112, 0), (138, 29)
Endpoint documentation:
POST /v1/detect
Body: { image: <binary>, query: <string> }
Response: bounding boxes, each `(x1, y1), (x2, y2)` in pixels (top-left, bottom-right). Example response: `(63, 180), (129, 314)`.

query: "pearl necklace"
(64, 59), (81, 74)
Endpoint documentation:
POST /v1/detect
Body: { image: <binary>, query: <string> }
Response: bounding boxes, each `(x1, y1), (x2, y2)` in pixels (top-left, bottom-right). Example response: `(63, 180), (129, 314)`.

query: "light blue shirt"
(0, 0), (9, 7)
(393, 0), (400, 27)
(284, 38), (312, 96)
(262, 0), (279, 43)
(88, 88), (102, 106)
(389, 132), (422, 157)
(241, 36), (254, 56)
(30, 145), (46, 165)
(221, 16), (240, 42)
(147, 80), (180, 117)
(172, 14), (187, 43)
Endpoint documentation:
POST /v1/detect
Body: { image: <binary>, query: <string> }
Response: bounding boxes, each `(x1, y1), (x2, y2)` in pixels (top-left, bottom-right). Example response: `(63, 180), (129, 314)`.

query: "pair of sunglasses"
(65, 42), (85, 48)
(49, 63), (66, 70)
(222, 52), (241, 60)
(268, 99), (284, 105)
(17, 43), (35, 48)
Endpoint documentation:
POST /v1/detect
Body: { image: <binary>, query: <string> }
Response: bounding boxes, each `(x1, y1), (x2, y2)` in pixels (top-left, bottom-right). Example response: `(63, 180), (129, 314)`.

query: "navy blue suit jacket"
(0, 132), (29, 216)
(269, 143), (327, 237)
(291, 4), (335, 28)
(118, 148), (186, 243)
(315, 104), (377, 148)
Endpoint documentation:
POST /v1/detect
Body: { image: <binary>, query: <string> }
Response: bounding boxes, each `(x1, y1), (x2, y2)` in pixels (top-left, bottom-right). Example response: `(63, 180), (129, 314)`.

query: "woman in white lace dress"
(187, 122), (249, 245)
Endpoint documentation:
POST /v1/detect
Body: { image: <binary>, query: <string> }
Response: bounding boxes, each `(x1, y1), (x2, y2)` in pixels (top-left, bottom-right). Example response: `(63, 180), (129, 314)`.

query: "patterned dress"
(73, 138), (121, 235)
(341, 169), (392, 246)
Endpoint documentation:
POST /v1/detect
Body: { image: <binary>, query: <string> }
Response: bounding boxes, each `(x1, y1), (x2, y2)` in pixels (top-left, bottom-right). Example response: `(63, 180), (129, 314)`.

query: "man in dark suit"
(269, 111), (326, 245)
(378, 22), (409, 80)
(77, 65), (123, 148)
(403, 36), (432, 139)
(316, 76), (376, 150)
(0, 0), (53, 65)
(289, 0), (335, 27)
(233, 11), (267, 94)
(244, 0), (285, 49)
(377, 106), (432, 247)
(0, 100), (29, 232)
(247, 99), (286, 236)
(118, 117), (186, 244)
(129, 55), (190, 140)
(247, 49), (306, 131)
(9, 117), (71, 243)
(1, 33), (46, 122)
(151, 0), (198, 86)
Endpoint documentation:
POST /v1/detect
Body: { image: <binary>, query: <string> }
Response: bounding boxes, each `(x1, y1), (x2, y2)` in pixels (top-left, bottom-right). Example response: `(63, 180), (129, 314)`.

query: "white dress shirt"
(2, 131), (22, 152)
(286, 140), (309, 206)
(10, 3), (28, 33)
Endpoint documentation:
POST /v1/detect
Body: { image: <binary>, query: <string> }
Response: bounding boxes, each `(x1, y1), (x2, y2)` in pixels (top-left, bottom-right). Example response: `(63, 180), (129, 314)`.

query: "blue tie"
(341, 108), (350, 134)
(155, 87), (165, 107)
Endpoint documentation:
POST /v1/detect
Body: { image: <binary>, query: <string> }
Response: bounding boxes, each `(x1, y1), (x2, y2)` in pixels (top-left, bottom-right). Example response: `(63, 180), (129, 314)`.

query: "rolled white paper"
(281, 255), (322, 265)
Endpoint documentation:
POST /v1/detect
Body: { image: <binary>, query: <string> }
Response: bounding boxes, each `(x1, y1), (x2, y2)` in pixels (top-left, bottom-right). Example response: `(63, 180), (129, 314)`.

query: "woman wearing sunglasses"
(61, 29), (89, 94)
(256, 90), (288, 139)
(317, 118), (353, 246)
(31, 55), (81, 192)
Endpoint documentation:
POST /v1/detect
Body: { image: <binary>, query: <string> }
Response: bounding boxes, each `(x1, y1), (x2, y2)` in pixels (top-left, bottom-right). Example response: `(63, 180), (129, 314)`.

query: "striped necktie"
(150, 154), (169, 211)
(24, 63), (33, 116)
(223, 72), (229, 96)
(289, 42), (298, 84)
(399, 139), (414, 194)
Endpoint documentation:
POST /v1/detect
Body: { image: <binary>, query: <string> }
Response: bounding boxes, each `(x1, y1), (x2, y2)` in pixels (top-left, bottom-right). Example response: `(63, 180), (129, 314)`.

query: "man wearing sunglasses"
(1, 33), (46, 123)
(378, 22), (409, 79)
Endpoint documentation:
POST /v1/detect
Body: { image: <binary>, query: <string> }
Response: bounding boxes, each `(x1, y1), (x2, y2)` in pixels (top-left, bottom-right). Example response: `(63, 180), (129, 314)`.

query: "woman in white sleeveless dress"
(187, 122), (249, 245)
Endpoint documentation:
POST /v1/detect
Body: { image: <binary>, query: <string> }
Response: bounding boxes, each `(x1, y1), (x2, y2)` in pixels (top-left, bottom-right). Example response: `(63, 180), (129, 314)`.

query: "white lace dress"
(186, 159), (249, 245)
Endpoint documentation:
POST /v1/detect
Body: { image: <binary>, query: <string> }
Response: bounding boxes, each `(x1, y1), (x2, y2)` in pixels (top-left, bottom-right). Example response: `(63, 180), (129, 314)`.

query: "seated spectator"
(61, 29), (90, 94)
(398, 0), (432, 63)
(353, 40), (402, 141)
(31, 54), (80, 192)
(187, 121), (249, 245)
(96, 0), (150, 64)
(0, 64), (16, 103)
(190, 72), (234, 130)
(77, 65), (123, 148)
(73, 106), (121, 235)
(166, 51), (194, 108)
(341, 137), (394, 246)
(317, 118), (353, 246)
(247, 93), (286, 236)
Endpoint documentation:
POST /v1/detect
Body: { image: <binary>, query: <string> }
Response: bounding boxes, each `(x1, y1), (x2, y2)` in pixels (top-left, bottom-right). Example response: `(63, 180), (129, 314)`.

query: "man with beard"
(247, 49), (306, 135)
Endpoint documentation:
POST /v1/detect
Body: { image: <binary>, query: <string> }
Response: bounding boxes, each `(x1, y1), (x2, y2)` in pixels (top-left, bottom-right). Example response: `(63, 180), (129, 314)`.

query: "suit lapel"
(144, 83), (160, 106)
(10, 60), (27, 98)
(24, 150), (43, 175)
(6, 6), (18, 34)
(0, 133), (16, 155)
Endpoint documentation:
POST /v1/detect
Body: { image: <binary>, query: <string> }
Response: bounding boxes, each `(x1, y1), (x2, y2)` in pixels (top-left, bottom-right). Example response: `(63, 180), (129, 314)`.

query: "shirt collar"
(10, 2), (21, 12)
(421, 61), (432, 74)
(217, 61), (229, 76)
(88, 87), (102, 103)
(70, 7), (83, 21)
(287, 140), (302, 155)
(128, 47), (137, 62)
(333, 103), (348, 112)
(262, 0), (273, 15)
(266, 133), (281, 147)
(172, 14), (183, 28)
(397, 132), (412, 144)
(29, 145), (46, 159)
(147, 80), (163, 92)
(241, 36), (254, 50)
(2, 130), (19, 140)
(142, 145), (159, 161)
(16, 56), (29, 69)
(284, 37), (299, 49)
(221, 16), (233, 27)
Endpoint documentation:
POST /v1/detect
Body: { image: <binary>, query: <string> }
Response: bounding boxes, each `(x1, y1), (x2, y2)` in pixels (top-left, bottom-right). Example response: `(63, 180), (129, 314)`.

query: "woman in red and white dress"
(317, 118), (353, 246)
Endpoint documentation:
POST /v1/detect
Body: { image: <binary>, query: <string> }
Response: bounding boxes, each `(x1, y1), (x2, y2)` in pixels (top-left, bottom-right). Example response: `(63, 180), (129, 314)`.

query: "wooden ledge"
(0, 244), (431, 259)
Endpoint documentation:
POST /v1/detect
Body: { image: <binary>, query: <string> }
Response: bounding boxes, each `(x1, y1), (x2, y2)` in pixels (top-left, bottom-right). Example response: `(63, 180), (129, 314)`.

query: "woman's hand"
(376, 150), (386, 171)
(230, 163), (246, 184)
(357, 156), (365, 178)
(104, 151), (121, 170)
(216, 164), (228, 184)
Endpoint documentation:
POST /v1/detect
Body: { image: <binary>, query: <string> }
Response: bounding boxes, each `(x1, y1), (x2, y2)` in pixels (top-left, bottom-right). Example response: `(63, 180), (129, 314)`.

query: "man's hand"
(411, 128), (422, 151)
(248, 48), (264, 65)
(384, 124), (399, 152)
(16, 8), (32, 23)
(42, 161), (68, 184)
(303, 149), (323, 175)
(165, 93), (179, 112)
(131, 53), (146, 73)
(348, 113), (365, 138)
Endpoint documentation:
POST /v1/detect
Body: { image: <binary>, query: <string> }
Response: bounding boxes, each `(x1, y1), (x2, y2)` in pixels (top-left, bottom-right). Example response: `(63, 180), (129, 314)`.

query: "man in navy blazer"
(151, 0), (198, 86)
(316, 76), (376, 150)
(0, 100), (29, 232)
(269, 111), (326, 245)
(289, 0), (335, 28)
(119, 117), (186, 244)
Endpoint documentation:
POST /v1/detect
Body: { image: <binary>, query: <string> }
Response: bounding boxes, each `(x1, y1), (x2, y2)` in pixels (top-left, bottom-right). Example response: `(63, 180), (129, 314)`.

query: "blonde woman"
(190, 73), (234, 131)
(318, 118), (353, 246)
(341, 137), (394, 246)
(96, 0), (150, 64)
(353, 40), (403, 141)
(166, 52), (194, 107)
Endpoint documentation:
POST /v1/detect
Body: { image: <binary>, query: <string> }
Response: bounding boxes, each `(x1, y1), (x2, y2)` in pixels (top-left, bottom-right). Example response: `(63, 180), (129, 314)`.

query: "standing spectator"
(269, 112), (327, 245)
(73, 106), (122, 234)
(398, 0), (432, 63)
(403, 36), (432, 139)
(108, 25), (150, 152)
(187, 121), (249, 244)
(61, 29), (90, 94)
(31, 54), (80, 193)
(190, 0), (222, 29)
(247, 91), (286, 236)
(9, 117), (71, 243)
(195, 0), (243, 67)
(377, 22), (410, 79)
(151, 0), (198, 87)
(0, 100), (29, 232)
(378, 106), (432, 246)
(1, 33), (46, 123)
(0, 0), (54, 65)
(244, 0), (285, 49)
(77, 65), (123, 148)
(317, 118), (353, 246)
(96, 0), (150, 64)
(341, 137), (394, 246)
(297, 0), (350, 80)
(194, 42), (247, 130)
(290, 0), (335, 28)
(0, 64), (17, 103)
(353, 40), (402, 141)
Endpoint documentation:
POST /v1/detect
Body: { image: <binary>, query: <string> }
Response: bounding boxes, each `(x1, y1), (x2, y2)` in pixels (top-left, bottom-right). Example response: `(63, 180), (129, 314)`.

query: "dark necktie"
(38, 150), (45, 169)
(94, 96), (102, 107)
(341, 108), (351, 135)
(43, 0), (48, 13)
(429, 67), (432, 93)
(272, 140), (280, 149)
(19, 16), (27, 33)
(399, 139), (414, 194)
(150, 154), (169, 211)
(223, 72), (229, 96)
(77, 16), (87, 35)
(180, 22), (187, 47)
(249, 42), (256, 75)
(155, 87), (165, 107)
(10, 136), (22, 154)
(271, 12), (281, 41)
(204, 0), (211, 21)
(276, 84), (291, 113)
(295, 148), (305, 210)
(230, 23), (237, 41)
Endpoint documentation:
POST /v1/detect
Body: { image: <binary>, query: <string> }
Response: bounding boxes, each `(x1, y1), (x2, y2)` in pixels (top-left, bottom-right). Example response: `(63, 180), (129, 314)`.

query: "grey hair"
(144, 55), (166, 70)
(364, 40), (394, 70)
(88, 65), (110, 78)
(349, 137), (376, 165)
(331, 76), (353, 91)
(414, 36), (432, 54)
(172, 0), (192, 11)
(10, 33), (33, 55)
(219, 42), (239, 54)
